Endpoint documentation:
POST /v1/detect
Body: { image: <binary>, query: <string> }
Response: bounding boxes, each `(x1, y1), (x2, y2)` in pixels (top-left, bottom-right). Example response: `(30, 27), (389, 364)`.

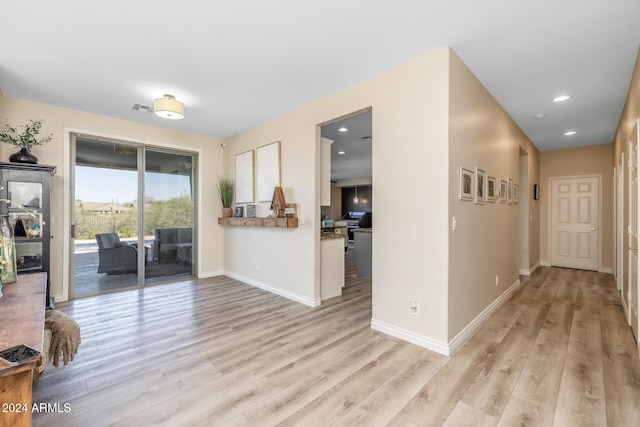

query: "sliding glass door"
(72, 136), (195, 297)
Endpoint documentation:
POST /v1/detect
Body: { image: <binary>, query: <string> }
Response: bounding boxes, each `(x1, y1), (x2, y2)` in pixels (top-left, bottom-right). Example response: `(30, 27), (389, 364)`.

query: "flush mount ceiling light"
(154, 94), (184, 120)
(553, 95), (570, 102)
(338, 150), (346, 154)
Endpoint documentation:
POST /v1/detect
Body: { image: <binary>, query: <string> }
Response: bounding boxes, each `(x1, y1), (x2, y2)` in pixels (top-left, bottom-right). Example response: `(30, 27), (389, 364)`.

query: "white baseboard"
(370, 319), (450, 356)
(600, 267), (613, 274)
(540, 261), (551, 267)
(372, 278), (522, 357)
(447, 278), (522, 356)
(199, 269), (225, 278)
(225, 271), (321, 307)
(519, 262), (541, 276)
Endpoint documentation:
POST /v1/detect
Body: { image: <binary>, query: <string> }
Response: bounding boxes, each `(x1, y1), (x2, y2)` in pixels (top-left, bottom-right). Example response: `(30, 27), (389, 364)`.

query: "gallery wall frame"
(499, 179), (507, 203)
(475, 167), (486, 204)
(459, 166), (474, 201)
(257, 141), (281, 202)
(235, 150), (255, 204)
(507, 178), (514, 205)
(487, 176), (497, 202)
(514, 184), (519, 204)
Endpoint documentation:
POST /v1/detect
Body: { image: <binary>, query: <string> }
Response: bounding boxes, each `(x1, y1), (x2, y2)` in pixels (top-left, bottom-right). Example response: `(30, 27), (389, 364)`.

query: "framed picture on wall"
(459, 167), (474, 201)
(507, 178), (514, 204)
(474, 167), (485, 204)
(487, 176), (497, 202)
(514, 184), (519, 204)
(499, 179), (507, 203)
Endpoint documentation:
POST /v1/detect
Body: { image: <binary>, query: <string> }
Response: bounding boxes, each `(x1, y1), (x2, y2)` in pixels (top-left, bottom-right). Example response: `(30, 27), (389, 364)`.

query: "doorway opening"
(319, 109), (372, 299)
(71, 135), (196, 298)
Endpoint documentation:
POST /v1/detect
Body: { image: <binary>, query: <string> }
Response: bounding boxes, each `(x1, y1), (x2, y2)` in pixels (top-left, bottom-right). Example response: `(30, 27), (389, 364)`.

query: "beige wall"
(448, 51), (540, 339)
(612, 46), (640, 315)
(223, 47), (541, 351)
(224, 47), (452, 345)
(539, 143), (614, 271)
(0, 96), (225, 301)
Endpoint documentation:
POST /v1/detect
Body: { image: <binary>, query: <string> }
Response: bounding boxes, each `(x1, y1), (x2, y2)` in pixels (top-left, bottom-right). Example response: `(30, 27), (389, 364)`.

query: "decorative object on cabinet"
(459, 166), (474, 200)
(474, 167), (485, 204)
(499, 179), (507, 203)
(246, 204), (256, 218)
(487, 176), (497, 202)
(257, 141), (281, 201)
(0, 214), (17, 284)
(217, 176), (234, 217)
(0, 162), (56, 307)
(0, 119), (52, 165)
(233, 206), (244, 217)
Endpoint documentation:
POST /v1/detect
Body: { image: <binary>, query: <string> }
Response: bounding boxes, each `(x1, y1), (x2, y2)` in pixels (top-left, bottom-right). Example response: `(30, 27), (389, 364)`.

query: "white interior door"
(550, 176), (599, 271)
(628, 120), (639, 343)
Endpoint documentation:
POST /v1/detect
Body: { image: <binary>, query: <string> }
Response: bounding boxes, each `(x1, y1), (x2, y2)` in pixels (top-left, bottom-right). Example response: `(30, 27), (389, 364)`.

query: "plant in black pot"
(0, 119), (52, 164)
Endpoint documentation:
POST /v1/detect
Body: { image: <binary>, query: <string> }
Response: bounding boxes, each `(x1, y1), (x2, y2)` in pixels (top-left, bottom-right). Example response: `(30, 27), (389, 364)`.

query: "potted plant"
(217, 176), (234, 217)
(0, 119), (53, 164)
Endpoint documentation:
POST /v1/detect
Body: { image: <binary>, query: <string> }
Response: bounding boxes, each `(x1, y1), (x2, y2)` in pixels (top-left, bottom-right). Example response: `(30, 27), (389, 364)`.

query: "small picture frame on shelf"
(246, 204), (256, 218)
(233, 206), (244, 217)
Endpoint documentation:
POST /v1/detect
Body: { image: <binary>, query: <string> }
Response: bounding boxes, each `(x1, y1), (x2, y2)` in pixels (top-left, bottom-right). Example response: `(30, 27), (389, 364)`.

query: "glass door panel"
(73, 138), (141, 296)
(144, 149), (194, 284)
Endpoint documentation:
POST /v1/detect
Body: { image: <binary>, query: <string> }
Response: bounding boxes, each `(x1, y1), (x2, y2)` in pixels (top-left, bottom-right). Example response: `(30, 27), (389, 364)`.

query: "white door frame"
(547, 174), (603, 272)
(617, 155), (625, 292)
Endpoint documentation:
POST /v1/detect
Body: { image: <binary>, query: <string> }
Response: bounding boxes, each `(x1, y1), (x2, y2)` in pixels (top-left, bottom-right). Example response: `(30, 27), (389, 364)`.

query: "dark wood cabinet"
(0, 162), (55, 307)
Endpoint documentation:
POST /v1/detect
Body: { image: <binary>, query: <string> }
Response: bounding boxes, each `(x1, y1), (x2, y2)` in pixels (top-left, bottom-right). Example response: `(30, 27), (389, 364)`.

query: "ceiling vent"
(132, 103), (154, 112)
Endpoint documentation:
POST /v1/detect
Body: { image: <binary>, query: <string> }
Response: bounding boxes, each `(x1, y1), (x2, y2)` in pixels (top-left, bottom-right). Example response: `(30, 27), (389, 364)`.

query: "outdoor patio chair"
(95, 233), (139, 274)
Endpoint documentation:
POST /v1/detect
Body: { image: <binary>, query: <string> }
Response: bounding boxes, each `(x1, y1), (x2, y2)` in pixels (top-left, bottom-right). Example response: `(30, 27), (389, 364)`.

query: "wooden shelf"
(218, 217), (298, 228)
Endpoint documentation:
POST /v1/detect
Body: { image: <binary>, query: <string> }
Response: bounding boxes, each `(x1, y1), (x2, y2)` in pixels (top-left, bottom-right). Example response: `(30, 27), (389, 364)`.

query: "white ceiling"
(1, 1), (639, 161)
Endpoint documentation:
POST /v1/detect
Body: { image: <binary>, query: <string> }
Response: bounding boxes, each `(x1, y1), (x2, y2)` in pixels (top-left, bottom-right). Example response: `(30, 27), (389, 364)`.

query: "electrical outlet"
(410, 300), (420, 316)
(495, 275), (499, 286)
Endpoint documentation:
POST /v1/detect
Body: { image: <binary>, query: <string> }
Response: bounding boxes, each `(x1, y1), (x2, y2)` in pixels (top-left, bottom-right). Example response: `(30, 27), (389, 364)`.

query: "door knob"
(587, 227), (596, 231)
(630, 247), (638, 251)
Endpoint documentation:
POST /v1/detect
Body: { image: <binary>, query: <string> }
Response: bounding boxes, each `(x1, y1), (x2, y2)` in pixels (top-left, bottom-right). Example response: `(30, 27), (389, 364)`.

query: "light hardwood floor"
(33, 262), (640, 426)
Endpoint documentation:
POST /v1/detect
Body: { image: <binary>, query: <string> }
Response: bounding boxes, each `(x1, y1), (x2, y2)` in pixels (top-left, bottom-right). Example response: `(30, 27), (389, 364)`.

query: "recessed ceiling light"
(338, 127), (348, 132)
(533, 113), (546, 119)
(553, 95), (570, 102)
(564, 131), (577, 136)
(338, 150), (346, 155)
